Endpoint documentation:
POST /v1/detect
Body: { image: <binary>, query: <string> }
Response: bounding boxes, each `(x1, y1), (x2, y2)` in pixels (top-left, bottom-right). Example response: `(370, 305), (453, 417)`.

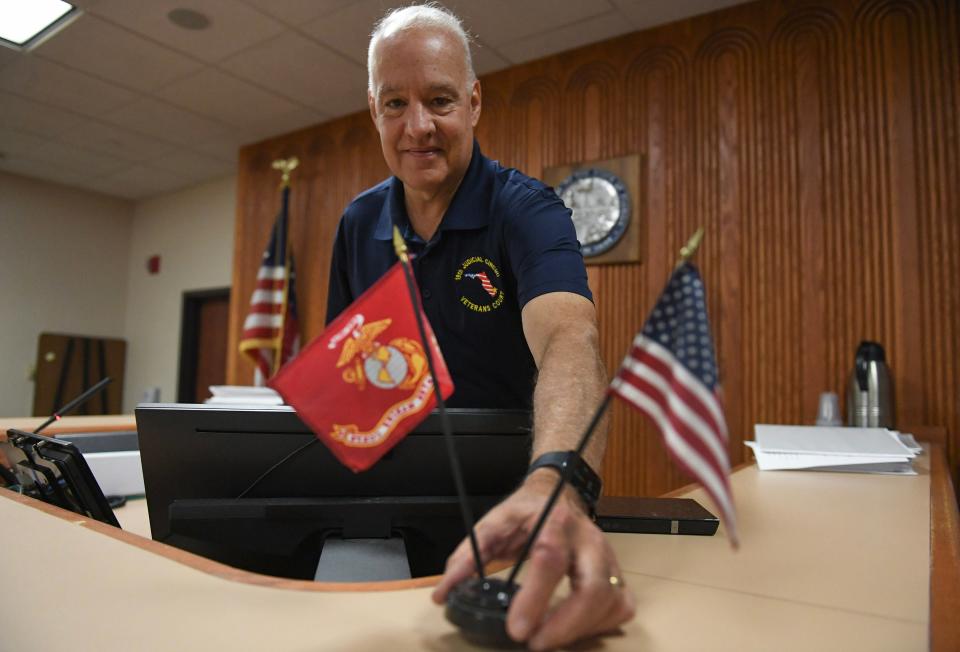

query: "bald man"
(326, 5), (635, 650)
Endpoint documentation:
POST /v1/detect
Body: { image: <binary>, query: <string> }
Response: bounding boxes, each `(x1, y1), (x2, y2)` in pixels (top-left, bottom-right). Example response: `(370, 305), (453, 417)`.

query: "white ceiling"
(0, 0), (747, 200)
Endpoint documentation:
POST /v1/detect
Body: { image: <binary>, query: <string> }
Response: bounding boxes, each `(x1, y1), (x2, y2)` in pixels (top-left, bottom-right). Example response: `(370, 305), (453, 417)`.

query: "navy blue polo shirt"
(326, 141), (592, 409)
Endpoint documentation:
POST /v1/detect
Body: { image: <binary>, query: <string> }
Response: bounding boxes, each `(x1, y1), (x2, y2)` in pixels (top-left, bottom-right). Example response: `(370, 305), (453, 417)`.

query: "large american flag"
(238, 187), (300, 383)
(609, 262), (738, 546)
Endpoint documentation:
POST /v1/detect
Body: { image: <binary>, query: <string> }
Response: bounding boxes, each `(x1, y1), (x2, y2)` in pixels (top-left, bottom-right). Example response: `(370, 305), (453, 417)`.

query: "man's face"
(368, 28), (481, 197)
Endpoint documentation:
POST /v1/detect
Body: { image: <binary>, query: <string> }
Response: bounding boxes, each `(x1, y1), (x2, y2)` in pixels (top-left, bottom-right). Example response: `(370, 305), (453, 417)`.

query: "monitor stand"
(314, 537), (412, 582)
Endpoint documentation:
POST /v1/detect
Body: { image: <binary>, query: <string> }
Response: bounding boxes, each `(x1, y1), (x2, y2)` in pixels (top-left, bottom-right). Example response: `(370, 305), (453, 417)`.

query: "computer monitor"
(135, 404), (532, 579)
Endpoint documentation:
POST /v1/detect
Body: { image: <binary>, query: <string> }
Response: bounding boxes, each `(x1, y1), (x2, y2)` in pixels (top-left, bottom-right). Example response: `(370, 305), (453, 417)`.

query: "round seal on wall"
(557, 168), (631, 257)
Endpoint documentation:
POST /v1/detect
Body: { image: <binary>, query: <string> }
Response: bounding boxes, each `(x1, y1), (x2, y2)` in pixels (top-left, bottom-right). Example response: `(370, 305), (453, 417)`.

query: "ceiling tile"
(188, 133), (244, 163)
(445, 0), (615, 47)
(243, 106), (326, 141)
(301, 0), (403, 66)
(220, 31), (367, 117)
(85, 164), (193, 199)
(471, 40), (512, 76)
(148, 149), (234, 180)
(239, 0), (356, 27)
(0, 157), (94, 188)
(0, 127), (55, 158)
(89, 0), (286, 63)
(0, 44), (19, 71)
(610, 0), (749, 30)
(497, 11), (637, 64)
(29, 140), (129, 177)
(57, 120), (177, 162)
(32, 13), (202, 93)
(155, 67), (320, 130)
(0, 92), (86, 137)
(100, 98), (233, 147)
(0, 55), (138, 118)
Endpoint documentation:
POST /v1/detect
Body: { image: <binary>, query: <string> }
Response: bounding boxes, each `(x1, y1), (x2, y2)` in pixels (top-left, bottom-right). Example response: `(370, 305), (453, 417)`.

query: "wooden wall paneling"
(229, 0), (960, 496)
(296, 132), (336, 341)
(770, 6), (847, 431)
(693, 27), (763, 466)
(619, 47), (690, 496)
(508, 76), (562, 177)
(474, 89), (509, 163)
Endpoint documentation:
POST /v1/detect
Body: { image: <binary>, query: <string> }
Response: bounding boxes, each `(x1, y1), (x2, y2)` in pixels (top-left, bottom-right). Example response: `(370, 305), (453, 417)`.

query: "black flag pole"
(391, 227), (486, 581)
(270, 156), (298, 377)
(504, 394), (611, 588)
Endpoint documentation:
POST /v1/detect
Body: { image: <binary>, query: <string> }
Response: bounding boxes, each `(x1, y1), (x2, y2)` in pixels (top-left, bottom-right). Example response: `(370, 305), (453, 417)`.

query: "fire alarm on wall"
(147, 255), (161, 274)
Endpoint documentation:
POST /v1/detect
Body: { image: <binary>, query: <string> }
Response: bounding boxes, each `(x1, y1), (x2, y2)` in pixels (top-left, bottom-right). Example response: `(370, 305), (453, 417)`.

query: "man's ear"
(470, 80), (482, 127)
(368, 90), (378, 124)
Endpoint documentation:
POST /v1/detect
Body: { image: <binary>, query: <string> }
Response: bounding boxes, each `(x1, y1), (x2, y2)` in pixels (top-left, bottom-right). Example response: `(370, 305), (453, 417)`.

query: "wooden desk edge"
(0, 487), (513, 593)
(0, 487), (448, 591)
(929, 442), (960, 652)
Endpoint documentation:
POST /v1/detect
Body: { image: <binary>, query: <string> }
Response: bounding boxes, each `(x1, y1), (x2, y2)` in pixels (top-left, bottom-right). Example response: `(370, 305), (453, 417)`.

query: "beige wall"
(122, 175), (235, 412)
(0, 170), (236, 417)
(0, 171), (133, 417)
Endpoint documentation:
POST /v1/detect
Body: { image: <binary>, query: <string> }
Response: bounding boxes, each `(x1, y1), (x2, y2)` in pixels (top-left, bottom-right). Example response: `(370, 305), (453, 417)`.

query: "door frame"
(177, 287), (231, 403)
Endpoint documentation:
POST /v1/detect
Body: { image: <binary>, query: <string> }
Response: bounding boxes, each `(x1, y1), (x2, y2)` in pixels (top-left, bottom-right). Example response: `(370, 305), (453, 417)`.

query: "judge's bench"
(0, 415), (957, 651)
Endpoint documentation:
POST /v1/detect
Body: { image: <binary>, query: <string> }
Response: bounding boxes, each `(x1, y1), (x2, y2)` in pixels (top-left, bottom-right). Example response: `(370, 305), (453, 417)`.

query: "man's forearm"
(529, 321), (609, 472)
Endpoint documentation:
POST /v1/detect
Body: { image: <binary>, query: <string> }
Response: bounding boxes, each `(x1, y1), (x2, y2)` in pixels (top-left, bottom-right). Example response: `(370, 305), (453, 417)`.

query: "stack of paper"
(745, 425), (920, 475)
(205, 385), (283, 406)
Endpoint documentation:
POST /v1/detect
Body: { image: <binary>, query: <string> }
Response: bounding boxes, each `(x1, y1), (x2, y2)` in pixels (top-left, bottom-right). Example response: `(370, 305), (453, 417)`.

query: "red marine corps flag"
(269, 263), (454, 472)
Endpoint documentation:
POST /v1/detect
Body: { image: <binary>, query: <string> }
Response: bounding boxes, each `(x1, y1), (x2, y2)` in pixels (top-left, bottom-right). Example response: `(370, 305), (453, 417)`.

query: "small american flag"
(609, 262), (738, 546)
(239, 187), (300, 383)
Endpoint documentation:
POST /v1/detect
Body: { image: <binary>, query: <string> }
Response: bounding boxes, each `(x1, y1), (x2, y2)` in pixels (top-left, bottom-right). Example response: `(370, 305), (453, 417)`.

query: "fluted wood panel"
(230, 0), (960, 497)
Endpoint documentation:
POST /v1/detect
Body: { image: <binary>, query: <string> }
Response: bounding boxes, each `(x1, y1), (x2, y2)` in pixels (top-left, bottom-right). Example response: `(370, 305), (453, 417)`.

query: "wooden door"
(177, 289), (230, 403)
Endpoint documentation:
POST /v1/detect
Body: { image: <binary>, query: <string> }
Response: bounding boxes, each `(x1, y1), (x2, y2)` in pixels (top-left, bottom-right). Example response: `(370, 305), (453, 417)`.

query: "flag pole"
(675, 226), (704, 268)
(504, 396), (611, 588)
(270, 157), (299, 377)
(392, 227), (486, 580)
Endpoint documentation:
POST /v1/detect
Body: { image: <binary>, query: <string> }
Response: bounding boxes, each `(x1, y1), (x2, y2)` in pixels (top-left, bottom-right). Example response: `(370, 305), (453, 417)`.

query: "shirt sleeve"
(503, 183), (593, 308)
(325, 217), (353, 325)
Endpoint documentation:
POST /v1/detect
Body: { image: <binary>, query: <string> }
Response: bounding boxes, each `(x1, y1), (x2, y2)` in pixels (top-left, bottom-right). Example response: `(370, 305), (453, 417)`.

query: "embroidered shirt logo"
(455, 256), (505, 313)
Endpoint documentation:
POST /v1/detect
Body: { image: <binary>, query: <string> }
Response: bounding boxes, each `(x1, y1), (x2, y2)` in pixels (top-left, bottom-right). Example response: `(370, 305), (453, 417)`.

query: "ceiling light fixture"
(0, 0), (76, 49)
(167, 8), (211, 31)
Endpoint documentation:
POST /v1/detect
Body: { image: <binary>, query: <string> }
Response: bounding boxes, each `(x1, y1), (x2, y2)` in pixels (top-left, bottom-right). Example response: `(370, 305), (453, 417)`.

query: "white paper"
(206, 385), (283, 405)
(746, 426), (917, 475)
(744, 442), (911, 470)
(753, 425), (914, 457)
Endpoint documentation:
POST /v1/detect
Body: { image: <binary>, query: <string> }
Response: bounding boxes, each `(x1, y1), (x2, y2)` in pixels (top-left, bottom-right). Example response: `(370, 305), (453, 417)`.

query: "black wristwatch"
(527, 451), (602, 515)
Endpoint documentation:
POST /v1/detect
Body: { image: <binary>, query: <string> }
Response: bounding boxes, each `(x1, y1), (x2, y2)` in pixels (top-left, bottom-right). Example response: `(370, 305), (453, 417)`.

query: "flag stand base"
(445, 577), (522, 648)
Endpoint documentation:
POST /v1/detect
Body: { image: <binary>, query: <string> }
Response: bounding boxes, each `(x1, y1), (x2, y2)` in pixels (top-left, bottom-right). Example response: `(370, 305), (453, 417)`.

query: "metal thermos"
(846, 341), (894, 427)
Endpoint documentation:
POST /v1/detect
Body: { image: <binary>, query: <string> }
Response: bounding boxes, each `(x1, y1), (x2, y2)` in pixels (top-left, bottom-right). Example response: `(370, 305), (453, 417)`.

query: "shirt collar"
(373, 140), (491, 241)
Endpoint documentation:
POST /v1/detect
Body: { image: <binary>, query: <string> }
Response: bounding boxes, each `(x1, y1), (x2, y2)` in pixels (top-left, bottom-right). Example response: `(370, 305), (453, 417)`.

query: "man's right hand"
(432, 474), (636, 650)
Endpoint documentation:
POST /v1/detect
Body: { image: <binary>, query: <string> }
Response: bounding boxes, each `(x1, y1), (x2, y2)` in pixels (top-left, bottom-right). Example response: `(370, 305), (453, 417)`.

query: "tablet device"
(1, 428), (120, 528)
(596, 496), (718, 536)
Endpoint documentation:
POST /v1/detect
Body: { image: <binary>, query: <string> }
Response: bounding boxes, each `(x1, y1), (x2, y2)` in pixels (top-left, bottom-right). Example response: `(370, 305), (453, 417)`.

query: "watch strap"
(527, 451), (602, 514)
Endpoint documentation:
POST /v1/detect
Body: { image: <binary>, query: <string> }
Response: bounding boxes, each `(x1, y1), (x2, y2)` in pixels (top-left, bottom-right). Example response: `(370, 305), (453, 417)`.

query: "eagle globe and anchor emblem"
(328, 315), (434, 447)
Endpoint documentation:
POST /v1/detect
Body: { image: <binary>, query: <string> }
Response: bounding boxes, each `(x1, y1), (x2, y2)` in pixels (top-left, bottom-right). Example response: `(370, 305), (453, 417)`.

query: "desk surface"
(4, 444), (957, 652)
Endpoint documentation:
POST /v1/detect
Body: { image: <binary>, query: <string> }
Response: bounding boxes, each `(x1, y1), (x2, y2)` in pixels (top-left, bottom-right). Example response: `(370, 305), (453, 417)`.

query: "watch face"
(557, 168), (631, 257)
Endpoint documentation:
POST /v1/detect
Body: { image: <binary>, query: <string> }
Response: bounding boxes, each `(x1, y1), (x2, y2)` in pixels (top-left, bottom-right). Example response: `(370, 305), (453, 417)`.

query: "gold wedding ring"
(608, 575), (624, 588)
